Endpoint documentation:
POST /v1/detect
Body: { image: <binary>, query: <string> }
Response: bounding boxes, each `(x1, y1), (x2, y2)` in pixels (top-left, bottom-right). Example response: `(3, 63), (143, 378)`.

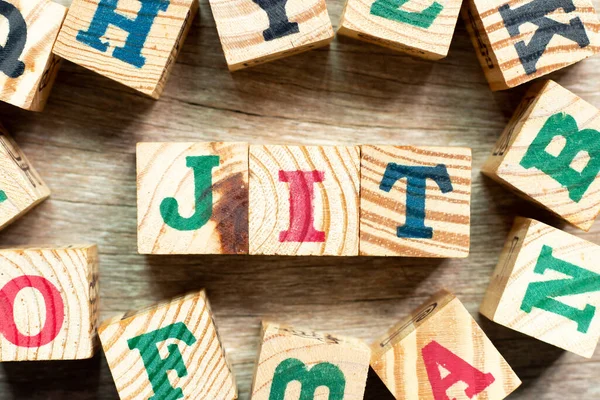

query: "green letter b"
(269, 358), (346, 400)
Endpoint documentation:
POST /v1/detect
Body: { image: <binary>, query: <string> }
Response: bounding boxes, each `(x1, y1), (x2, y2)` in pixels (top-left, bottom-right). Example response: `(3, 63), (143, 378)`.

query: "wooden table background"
(0, 0), (599, 398)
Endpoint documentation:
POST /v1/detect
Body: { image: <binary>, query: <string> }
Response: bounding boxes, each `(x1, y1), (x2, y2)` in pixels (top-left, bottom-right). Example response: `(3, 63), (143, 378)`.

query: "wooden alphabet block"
(463, 0), (600, 91)
(0, 125), (50, 231)
(209, 0), (334, 71)
(371, 290), (521, 400)
(137, 142), (248, 254)
(482, 80), (600, 231)
(249, 145), (360, 256)
(360, 145), (471, 257)
(0, 245), (98, 361)
(53, 0), (197, 98)
(338, 0), (463, 59)
(0, 0), (66, 111)
(250, 321), (370, 400)
(481, 217), (600, 358)
(98, 290), (237, 400)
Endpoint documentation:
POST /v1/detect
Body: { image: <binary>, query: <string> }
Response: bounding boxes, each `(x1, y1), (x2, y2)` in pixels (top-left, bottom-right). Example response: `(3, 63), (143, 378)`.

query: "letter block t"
(53, 0), (197, 98)
(249, 145), (360, 256)
(209, 0), (334, 70)
(0, 0), (66, 111)
(0, 245), (98, 361)
(482, 80), (600, 231)
(371, 290), (521, 400)
(463, 0), (600, 91)
(481, 217), (600, 358)
(137, 142), (249, 254)
(0, 125), (50, 231)
(250, 321), (370, 400)
(360, 145), (471, 257)
(338, 0), (464, 60)
(99, 290), (237, 399)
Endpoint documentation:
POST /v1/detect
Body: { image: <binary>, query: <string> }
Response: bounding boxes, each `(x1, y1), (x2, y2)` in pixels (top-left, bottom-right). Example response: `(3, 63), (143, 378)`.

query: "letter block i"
(463, 0), (600, 91)
(98, 290), (237, 400)
(0, 0), (66, 111)
(250, 321), (370, 400)
(481, 217), (600, 358)
(53, 0), (197, 99)
(0, 245), (98, 361)
(483, 80), (600, 231)
(209, 0), (334, 70)
(0, 124), (50, 231)
(137, 142), (248, 254)
(371, 290), (521, 400)
(249, 145), (360, 256)
(360, 145), (471, 257)
(338, 0), (463, 60)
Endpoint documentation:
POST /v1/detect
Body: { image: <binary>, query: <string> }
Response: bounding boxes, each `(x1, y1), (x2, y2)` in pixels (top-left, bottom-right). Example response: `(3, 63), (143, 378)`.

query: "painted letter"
(520, 113), (600, 203)
(422, 340), (495, 400)
(269, 358), (346, 400)
(0, 0), (27, 78)
(0, 276), (64, 347)
(0, 190), (6, 203)
(160, 155), (220, 231)
(371, 0), (443, 29)
(127, 322), (197, 400)
(379, 163), (453, 239)
(252, 0), (299, 41)
(76, 0), (170, 68)
(279, 170), (326, 243)
(499, 0), (589, 75)
(521, 245), (600, 334)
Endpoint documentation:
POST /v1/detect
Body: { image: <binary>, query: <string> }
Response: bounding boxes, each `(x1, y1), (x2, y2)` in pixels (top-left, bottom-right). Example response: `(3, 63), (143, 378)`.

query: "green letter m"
(268, 358), (346, 400)
(521, 245), (600, 334)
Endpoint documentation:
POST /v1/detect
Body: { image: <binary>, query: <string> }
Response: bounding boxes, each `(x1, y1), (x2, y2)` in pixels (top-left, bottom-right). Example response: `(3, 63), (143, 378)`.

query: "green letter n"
(127, 322), (197, 400)
(160, 155), (220, 231)
(268, 358), (346, 400)
(520, 245), (600, 334)
(520, 113), (600, 203)
(370, 0), (443, 29)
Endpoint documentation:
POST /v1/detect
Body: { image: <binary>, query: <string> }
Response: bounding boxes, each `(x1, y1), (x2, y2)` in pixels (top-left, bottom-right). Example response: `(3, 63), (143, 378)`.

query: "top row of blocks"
(2, 0), (599, 110)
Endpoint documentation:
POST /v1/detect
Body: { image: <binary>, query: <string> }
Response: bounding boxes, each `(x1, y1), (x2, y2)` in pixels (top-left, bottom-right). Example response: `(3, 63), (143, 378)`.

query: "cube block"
(99, 290), (237, 400)
(250, 321), (370, 400)
(0, 245), (99, 361)
(371, 290), (521, 400)
(249, 145), (360, 256)
(482, 80), (600, 231)
(137, 142), (249, 254)
(53, 0), (197, 98)
(360, 145), (471, 257)
(0, 0), (66, 111)
(481, 217), (600, 358)
(338, 0), (463, 59)
(464, 0), (600, 91)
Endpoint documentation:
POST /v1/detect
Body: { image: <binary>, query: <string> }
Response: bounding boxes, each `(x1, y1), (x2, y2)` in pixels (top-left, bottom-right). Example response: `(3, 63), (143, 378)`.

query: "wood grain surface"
(0, 0), (599, 397)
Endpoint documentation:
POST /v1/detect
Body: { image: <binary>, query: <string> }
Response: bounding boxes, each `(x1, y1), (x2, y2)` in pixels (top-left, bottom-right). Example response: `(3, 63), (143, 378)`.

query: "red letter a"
(278, 170), (326, 242)
(422, 340), (495, 400)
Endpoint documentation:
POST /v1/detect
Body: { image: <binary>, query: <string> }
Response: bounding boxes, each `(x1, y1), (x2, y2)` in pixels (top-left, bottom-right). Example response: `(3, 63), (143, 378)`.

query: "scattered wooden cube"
(249, 145), (360, 256)
(0, 245), (98, 361)
(482, 80), (600, 231)
(338, 0), (463, 59)
(371, 290), (521, 400)
(463, 0), (600, 91)
(481, 217), (600, 358)
(209, 0), (334, 71)
(360, 145), (471, 257)
(53, 0), (197, 98)
(250, 321), (370, 400)
(137, 142), (248, 254)
(0, 125), (50, 231)
(0, 0), (66, 111)
(98, 290), (237, 400)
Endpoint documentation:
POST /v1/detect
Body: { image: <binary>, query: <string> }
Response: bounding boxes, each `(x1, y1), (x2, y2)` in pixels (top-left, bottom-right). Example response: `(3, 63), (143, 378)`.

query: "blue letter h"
(76, 0), (170, 68)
